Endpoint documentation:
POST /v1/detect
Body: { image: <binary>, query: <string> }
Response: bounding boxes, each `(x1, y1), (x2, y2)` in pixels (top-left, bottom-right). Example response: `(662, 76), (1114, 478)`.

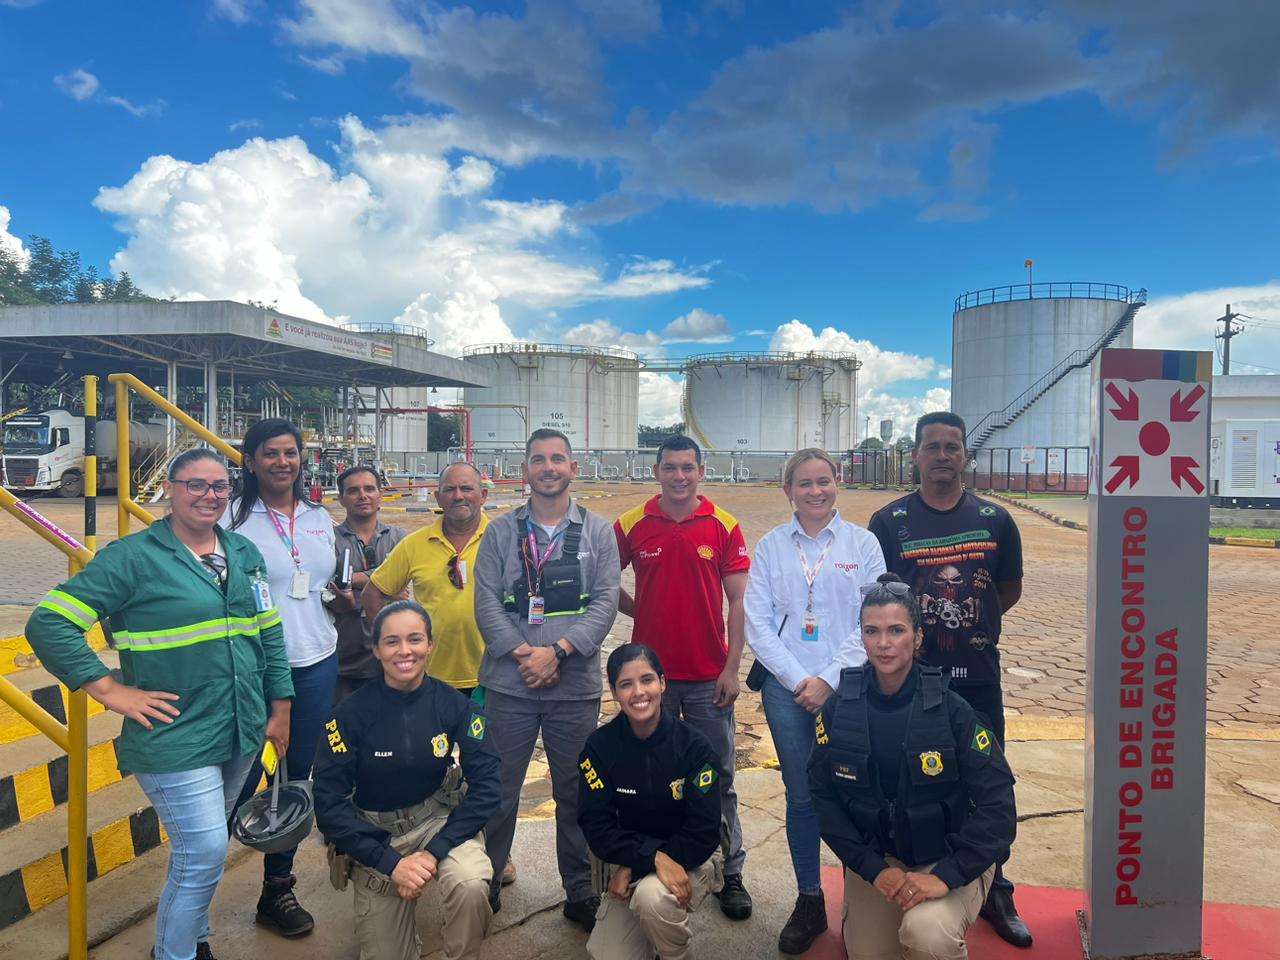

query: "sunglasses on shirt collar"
(447, 554), (464, 590)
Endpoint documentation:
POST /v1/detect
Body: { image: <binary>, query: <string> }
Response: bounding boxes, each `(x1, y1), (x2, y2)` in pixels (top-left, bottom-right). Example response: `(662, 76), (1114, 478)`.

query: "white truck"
(2, 409), (166, 498)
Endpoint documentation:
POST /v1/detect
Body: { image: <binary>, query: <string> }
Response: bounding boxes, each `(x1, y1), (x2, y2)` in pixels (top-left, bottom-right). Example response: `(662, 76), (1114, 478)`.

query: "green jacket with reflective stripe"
(26, 518), (294, 774)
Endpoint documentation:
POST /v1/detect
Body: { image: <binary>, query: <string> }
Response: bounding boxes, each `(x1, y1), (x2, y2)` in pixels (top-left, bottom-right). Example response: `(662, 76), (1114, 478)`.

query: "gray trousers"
(483, 688), (601, 902)
(662, 680), (744, 875)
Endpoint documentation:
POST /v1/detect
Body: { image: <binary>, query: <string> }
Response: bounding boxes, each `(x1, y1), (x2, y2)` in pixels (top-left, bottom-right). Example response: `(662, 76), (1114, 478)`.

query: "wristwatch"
(554, 644), (570, 662)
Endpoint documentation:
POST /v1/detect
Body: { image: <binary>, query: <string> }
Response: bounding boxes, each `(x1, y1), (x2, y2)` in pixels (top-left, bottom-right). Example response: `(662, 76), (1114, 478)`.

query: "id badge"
(801, 613), (819, 642)
(528, 595), (546, 625)
(251, 577), (273, 612)
(290, 569), (311, 600)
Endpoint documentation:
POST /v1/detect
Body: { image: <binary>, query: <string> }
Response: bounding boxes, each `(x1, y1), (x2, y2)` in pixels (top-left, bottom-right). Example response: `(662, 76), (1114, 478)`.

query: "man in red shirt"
(614, 435), (753, 919)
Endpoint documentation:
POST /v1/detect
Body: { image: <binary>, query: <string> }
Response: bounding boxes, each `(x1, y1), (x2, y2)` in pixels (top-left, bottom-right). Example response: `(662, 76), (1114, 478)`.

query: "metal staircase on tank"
(966, 291), (1147, 457)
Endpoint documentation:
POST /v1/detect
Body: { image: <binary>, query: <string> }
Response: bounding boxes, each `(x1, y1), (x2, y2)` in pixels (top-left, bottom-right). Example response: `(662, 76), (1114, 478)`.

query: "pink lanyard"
(794, 535), (834, 613)
(266, 504), (302, 570)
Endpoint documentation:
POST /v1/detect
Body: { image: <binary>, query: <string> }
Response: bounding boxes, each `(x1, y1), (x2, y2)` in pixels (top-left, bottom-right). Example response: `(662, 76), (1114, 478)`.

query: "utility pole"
(1216, 303), (1243, 375)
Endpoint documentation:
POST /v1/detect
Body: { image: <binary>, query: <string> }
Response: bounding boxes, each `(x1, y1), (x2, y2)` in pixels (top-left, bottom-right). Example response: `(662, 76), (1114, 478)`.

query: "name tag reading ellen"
(528, 595), (546, 625)
(290, 569), (311, 600)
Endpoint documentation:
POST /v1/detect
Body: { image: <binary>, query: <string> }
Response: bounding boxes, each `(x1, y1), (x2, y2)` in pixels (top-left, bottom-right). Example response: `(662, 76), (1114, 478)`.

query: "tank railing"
(107, 373), (243, 536)
(954, 282), (1147, 312)
(0, 490), (94, 960)
(683, 349), (859, 365)
(339, 321), (434, 347)
(965, 299), (1145, 455)
(462, 341), (642, 363)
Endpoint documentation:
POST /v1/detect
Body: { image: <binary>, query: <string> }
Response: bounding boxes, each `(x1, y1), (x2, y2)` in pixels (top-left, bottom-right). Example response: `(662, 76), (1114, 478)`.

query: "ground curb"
(989, 494), (1280, 547)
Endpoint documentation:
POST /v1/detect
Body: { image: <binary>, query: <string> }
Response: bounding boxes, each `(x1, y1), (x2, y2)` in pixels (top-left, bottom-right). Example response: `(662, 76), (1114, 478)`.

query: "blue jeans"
(760, 672), (822, 895)
(137, 749), (255, 960)
(232, 652), (337, 880)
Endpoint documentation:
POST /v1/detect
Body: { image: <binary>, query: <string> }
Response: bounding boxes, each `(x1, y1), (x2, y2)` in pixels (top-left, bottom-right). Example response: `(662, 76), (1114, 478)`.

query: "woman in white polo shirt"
(744, 448), (886, 955)
(224, 418), (344, 939)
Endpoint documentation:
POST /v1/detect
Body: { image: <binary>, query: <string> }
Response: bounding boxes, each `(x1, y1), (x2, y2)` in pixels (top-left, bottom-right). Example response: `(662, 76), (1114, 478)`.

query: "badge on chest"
(431, 733), (450, 758)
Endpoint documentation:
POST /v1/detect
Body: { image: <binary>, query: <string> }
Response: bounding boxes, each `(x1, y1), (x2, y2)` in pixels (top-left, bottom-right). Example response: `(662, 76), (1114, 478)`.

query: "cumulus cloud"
(662, 308), (731, 343)
(1136, 282), (1280, 374)
(0, 205), (29, 263)
(282, 0), (427, 57)
(211, 0), (255, 23)
(561, 319), (664, 355)
(91, 124), (708, 357)
(639, 372), (684, 425)
(53, 68), (99, 101)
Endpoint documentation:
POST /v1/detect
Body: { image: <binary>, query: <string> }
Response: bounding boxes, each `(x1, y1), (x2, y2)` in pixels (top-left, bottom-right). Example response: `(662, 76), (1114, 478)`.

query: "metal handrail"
(683, 349), (859, 365)
(339, 322), (433, 347)
(107, 373), (243, 536)
(0, 379), (96, 959)
(462, 341), (641, 362)
(954, 282), (1147, 312)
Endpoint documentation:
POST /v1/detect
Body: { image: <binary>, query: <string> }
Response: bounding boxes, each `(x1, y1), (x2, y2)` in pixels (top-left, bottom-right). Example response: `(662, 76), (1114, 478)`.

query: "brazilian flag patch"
(695, 763), (717, 794)
(971, 724), (993, 755)
(468, 713), (486, 740)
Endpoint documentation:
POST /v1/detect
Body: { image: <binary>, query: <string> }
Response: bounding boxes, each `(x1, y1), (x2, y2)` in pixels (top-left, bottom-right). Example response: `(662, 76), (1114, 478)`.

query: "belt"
(357, 797), (448, 837)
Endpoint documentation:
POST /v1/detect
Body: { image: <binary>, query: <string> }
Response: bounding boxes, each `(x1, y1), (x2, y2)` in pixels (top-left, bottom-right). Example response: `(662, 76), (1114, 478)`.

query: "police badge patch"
(919, 750), (944, 776)
(432, 733), (450, 758)
(670, 778), (684, 800)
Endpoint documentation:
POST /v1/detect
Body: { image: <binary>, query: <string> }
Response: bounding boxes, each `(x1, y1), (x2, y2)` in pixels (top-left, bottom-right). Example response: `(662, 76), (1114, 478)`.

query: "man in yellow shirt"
(364, 461), (489, 692)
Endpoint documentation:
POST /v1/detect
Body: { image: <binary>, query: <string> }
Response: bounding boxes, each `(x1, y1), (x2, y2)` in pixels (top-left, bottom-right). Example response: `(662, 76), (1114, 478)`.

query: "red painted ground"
(804, 866), (1280, 959)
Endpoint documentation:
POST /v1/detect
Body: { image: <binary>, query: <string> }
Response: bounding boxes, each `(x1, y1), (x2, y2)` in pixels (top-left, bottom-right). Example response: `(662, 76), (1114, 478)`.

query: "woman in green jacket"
(26, 449), (293, 960)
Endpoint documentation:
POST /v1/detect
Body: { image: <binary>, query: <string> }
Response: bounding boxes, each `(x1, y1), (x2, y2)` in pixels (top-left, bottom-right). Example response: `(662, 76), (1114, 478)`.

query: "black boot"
(716, 872), (753, 920)
(255, 875), (315, 937)
(563, 895), (601, 932)
(979, 886), (1033, 948)
(778, 892), (827, 954)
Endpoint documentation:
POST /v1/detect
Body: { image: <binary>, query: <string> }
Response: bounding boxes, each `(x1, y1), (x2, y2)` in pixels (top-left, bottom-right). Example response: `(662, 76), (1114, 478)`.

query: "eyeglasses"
(860, 580), (913, 598)
(447, 554), (464, 590)
(200, 552), (228, 584)
(172, 479), (232, 498)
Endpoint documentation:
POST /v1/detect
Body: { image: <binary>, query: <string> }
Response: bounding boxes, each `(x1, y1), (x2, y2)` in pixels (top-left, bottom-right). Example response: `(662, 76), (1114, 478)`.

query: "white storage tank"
(462, 343), (641, 449)
(346, 323), (436, 456)
(952, 283), (1145, 460)
(682, 351), (860, 452)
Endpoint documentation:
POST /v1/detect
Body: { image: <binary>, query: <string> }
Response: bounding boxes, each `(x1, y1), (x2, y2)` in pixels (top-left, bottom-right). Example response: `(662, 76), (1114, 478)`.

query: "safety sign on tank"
(1098, 353), (1211, 498)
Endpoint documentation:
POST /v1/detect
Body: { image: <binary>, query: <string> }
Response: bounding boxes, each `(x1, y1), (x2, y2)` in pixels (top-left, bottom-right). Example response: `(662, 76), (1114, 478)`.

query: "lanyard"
(266, 504), (302, 570)
(521, 528), (562, 595)
(794, 534), (834, 612)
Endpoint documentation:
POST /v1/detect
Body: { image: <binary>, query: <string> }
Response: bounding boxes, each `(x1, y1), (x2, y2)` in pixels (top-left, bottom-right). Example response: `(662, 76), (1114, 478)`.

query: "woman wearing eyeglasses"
(809, 573), (1016, 960)
(26, 449), (293, 960)
(743, 448), (886, 954)
(223, 418), (347, 938)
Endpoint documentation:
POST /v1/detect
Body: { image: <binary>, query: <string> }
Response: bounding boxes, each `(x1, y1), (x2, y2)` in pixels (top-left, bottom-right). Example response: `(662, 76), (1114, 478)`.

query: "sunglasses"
(200, 552), (228, 584)
(173, 478), (232, 498)
(447, 554), (464, 590)
(860, 580), (913, 598)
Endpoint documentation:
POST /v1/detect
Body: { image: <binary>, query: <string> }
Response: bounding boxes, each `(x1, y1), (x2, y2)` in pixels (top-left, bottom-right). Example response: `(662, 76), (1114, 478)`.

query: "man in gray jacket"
(473, 428), (620, 931)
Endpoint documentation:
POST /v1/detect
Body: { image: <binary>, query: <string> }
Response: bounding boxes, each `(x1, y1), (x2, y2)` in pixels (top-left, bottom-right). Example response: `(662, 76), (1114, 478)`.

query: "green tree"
(859, 436), (885, 450)
(429, 411), (462, 451)
(0, 245), (38, 304)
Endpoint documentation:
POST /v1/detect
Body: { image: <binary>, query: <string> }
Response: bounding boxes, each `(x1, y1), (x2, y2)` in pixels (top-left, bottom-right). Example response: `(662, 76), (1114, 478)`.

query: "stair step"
(0, 711), (125, 830)
(0, 777), (164, 930)
(0, 653), (116, 747)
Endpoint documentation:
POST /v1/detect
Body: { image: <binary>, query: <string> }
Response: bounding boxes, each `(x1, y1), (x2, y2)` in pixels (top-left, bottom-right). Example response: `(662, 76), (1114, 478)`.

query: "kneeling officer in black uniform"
(314, 600), (500, 960)
(809, 574), (1016, 960)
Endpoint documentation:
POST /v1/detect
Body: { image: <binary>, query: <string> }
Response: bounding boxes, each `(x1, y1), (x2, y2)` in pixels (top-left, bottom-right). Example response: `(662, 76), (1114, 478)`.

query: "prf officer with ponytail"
(810, 574), (1016, 960)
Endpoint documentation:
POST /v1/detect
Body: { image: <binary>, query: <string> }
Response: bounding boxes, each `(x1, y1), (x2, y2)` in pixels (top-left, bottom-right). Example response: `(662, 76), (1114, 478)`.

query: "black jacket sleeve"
(866, 510), (896, 573)
(424, 700), (502, 862)
(658, 732), (721, 871)
(808, 697), (890, 885)
(312, 711), (402, 877)
(929, 696), (1017, 889)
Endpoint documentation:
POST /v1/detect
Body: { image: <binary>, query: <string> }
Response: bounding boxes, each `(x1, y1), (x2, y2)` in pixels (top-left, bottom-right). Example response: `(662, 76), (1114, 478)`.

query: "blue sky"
(2, 0), (1279, 430)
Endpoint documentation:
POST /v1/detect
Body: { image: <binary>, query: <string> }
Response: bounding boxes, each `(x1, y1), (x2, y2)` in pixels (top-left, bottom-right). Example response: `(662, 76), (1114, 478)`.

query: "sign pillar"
(1083, 348), (1212, 959)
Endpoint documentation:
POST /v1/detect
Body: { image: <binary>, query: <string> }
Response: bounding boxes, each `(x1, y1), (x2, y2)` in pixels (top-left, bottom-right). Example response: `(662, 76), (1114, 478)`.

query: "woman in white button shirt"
(223, 418), (350, 939)
(744, 448), (886, 955)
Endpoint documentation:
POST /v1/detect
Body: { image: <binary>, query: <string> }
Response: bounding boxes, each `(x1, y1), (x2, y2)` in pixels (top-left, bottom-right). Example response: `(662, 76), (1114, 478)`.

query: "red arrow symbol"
(1105, 456), (1140, 493)
(1105, 383), (1139, 421)
(1170, 383), (1205, 423)
(1170, 456), (1204, 494)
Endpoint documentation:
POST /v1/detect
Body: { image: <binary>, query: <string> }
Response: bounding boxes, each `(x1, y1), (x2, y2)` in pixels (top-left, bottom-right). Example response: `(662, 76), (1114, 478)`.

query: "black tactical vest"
(503, 516), (587, 619)
(825, 665), (969, 865)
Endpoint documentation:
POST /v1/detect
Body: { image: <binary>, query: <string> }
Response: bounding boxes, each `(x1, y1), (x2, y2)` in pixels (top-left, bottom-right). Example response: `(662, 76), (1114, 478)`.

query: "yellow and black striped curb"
(0, 737), (124, 830)
(1, 624), (108, 677)
(0, 805), (165, 929)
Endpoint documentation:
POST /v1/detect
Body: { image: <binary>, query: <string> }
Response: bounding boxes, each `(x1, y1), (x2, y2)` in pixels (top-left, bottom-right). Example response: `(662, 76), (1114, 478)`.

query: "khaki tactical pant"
(841, 858), (995, 960)
(348, 794), (493, 960)
(586, 862), (716, 960)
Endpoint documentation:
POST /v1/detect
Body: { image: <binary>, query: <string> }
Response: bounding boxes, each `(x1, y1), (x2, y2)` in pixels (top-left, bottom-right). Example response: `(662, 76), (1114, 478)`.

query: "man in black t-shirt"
(868, 411), (1031, 950)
